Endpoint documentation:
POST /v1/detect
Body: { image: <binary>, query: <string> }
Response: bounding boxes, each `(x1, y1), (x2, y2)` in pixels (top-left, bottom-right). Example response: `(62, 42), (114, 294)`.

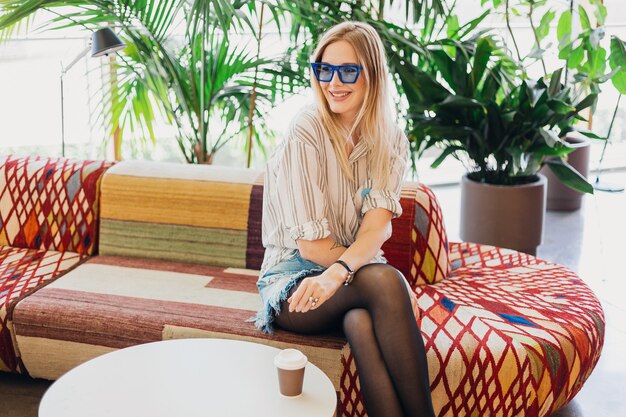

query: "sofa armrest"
(382, 182), (450, 288)
(0, 155), (113, 255)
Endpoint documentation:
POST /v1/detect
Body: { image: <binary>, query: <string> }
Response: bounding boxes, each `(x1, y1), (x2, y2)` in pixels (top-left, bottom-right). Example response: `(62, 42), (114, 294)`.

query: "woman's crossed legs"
(274, 263), (435, 417)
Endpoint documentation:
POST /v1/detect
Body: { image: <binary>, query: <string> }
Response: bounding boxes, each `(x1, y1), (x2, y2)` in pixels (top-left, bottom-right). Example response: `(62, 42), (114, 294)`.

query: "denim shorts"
(247, 251), (326, 334)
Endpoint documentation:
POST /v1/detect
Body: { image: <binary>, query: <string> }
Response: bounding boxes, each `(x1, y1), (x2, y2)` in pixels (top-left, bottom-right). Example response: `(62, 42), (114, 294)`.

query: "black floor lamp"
(60, 27), (126, 157)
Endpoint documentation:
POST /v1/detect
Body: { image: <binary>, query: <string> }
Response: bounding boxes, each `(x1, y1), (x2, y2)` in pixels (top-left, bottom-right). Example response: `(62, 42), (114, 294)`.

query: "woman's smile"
(328, 90), (352, 101)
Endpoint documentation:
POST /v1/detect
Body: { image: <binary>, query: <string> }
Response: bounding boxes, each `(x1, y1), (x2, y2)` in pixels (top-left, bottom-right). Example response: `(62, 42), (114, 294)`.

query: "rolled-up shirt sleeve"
(361, 131), (410, 219)
(275, 137), (331, 241)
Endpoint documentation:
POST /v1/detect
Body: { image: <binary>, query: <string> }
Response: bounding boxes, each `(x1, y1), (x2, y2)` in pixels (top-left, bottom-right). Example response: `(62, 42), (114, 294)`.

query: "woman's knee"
(342, 308), (372, 338)
(353, 263), (408, 300)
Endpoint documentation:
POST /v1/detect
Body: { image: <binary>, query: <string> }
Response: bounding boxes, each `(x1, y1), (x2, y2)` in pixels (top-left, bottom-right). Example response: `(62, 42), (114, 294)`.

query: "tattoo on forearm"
(330, 241), (344, 250)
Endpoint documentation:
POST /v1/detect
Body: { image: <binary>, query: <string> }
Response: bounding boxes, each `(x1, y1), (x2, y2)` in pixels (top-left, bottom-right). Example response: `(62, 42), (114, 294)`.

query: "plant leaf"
(573, 126), (606, 140)
(470, 37), (494, 90)
(575, 94), (598, 112)
(431, 146), (465, 168)
(454, 10), (490, 39)
(589, 45), (607, 77)
(545, 158), (594, 194)
(537, 10), (555, 42)
(539, 128), (562, 147)
(589, 27), (605, 50)
(609, 36), (626, 94)
(589, 0), (608, 25)
(548, 68), (563, 95)
(547, 99), (575, 114)
(557, 10), (572, 48)
(578, 5), (591, 31)
(527, 46), (546, 60)
(438, 95), (485, 108)
(568, 44), (585, 69)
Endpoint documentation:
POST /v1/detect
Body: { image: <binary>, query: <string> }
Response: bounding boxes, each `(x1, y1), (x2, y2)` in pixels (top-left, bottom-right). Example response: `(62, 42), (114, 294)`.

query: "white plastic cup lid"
(274, 348), (307, 370)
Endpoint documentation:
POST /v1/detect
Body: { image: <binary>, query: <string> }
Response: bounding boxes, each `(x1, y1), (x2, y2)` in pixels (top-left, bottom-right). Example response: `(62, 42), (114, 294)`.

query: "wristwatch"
(334, 260), (355, 286)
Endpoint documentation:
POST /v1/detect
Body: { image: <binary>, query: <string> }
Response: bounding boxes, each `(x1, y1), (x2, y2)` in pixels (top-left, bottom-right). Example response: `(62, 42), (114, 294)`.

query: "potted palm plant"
(0, 0), (302, 164)
(407, 35), (598, 255)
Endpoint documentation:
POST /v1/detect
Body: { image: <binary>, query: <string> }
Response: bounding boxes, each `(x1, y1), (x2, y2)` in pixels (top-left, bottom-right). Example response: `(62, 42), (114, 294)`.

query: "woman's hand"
(402, 278), (420, 320)
(288, 268), (344, 313)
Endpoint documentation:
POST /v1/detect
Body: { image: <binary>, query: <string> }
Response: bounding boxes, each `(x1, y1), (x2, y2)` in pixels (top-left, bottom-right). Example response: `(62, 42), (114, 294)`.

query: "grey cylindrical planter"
(460, 174), (547, 256)
(540, 136), (590, 211)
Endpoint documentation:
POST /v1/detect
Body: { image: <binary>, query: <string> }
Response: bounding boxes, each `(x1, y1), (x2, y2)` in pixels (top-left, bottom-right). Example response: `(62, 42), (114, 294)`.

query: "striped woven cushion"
(98, 161), (449, 285)
(12, 243), (603, 417)
(0, 246), (84, 373)
(0, 155), (112, 255)
(12, 256), (351, 392)
(99, 161), (264, 269)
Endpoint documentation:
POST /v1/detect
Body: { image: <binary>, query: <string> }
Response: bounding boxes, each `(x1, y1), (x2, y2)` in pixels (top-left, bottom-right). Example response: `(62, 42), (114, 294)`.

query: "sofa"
(0, 155), (604, 417)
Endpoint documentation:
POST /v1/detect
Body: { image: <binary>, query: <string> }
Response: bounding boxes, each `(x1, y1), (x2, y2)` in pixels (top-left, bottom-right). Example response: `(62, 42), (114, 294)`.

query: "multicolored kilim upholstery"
(383, 182), (450, 287)
(0, 155), (112, 255)
(98, 161), (448, 285)
(99, 161), (265, 268)
(0, 246), (84, 373)
(4, 158), (602, 416)
(343, 242), (603, 417)
(12, 243), (603, 417)
(448, 240), (544, 269)
(426, 242), (603, 417)
(12, 256), (350, 388)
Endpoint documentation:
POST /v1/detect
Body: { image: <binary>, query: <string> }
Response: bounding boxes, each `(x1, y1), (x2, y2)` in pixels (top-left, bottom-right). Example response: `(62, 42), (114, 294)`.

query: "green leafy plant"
(0, 0), (300, 163)
(407, 35), (598, 193)
(0, 0), (458, 164)
(483, 0), (626, 128)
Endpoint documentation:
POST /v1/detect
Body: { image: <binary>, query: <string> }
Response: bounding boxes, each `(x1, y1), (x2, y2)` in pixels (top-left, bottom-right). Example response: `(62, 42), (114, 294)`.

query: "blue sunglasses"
(310, 62), (363, 84)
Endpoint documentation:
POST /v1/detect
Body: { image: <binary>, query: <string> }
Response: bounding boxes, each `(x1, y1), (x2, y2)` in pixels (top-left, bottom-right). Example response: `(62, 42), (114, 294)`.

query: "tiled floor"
(1, 171), (625, 417)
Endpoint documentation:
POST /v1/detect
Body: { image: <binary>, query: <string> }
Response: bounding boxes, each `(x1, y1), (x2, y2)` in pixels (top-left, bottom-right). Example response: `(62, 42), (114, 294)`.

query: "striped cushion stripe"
(101, 175), (252, 230)
(100, 219), (248, 268)
(245, 181), (265, 270)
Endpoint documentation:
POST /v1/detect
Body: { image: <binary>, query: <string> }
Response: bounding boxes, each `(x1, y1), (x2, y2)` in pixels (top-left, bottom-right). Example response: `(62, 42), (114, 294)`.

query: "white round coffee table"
(39, 338), (337, 417)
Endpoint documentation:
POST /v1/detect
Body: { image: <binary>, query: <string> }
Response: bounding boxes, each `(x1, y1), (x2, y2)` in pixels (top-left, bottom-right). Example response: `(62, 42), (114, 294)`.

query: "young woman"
(250, 21), (435, 417)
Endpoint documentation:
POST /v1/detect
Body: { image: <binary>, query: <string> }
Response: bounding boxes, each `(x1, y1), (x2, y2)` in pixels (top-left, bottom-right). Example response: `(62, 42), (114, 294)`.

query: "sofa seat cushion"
(11, 256), (352, 389)
(448, 240), (544, 269)
(0, 246), (84, 373)
(13, 243), (604, 417)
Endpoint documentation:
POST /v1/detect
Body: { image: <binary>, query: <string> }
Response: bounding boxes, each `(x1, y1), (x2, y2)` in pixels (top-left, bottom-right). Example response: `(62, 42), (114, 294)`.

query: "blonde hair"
(310, 21), (398, 189)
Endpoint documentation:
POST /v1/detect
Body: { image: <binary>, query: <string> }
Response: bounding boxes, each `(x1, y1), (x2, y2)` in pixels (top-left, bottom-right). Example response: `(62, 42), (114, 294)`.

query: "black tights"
(274, 263), (435, 417)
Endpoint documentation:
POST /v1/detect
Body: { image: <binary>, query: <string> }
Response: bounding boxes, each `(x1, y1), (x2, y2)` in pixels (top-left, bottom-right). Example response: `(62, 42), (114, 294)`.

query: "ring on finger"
(309, 296), (320, 306)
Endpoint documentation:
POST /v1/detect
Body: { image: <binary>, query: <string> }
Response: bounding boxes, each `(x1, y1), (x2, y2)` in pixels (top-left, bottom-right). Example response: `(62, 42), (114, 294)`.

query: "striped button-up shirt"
(259, 104), (410, 277)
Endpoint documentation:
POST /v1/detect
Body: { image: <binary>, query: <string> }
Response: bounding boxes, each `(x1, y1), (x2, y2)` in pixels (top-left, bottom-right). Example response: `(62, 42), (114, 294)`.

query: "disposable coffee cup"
(274, 349), (307, 397)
